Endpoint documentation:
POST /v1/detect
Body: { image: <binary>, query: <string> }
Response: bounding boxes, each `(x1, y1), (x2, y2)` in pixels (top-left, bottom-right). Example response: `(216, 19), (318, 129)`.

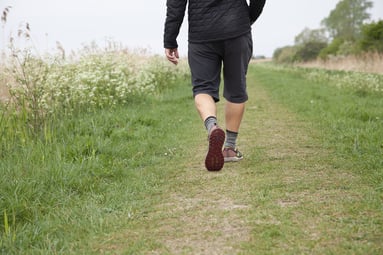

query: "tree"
(295, 41), (328, 62)
(293, 28), (328, 61)
(321, 0), (373, 41)
(294, 28), (328, 46)
(358, 20), (383, 52)
(273, 46), (298, 63)
(318, 38), (345, 58)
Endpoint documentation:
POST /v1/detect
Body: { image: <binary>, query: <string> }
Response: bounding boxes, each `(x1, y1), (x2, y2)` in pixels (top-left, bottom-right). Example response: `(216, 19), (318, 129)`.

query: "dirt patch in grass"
(141, 143), (255, 254)
(156, 193), (251, 254)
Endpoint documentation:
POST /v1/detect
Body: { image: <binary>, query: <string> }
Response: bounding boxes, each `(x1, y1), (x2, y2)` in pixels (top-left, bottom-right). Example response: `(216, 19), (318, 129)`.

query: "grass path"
(93, 67), (382, 254)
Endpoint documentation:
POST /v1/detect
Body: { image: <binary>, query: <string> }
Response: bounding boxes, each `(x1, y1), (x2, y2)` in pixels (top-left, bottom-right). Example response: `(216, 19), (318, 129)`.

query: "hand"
(165, 48), (179, 65)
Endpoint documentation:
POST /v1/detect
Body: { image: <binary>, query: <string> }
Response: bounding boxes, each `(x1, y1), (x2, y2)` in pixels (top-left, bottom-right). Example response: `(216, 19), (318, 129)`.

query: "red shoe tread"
(205, 128), (225, 171)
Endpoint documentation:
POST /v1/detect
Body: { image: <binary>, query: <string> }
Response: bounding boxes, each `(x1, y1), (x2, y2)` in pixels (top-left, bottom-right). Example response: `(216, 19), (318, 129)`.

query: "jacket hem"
(188, 29), (252, 44)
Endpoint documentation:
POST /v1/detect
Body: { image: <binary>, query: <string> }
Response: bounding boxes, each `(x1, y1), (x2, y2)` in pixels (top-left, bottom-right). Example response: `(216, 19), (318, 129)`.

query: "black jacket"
(164, 0), (266, 49)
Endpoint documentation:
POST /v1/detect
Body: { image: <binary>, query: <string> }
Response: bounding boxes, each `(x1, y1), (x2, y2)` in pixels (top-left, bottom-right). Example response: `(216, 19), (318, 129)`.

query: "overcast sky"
(1, 0), (383, 57)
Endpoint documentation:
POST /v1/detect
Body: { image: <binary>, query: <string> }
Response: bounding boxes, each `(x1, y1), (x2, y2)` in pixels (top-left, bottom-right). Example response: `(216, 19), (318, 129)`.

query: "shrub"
(319, 38), (345, 59)
(273, 46), (298, 63)
(295, 41), (328, 62)
(358, 20), (383, 53)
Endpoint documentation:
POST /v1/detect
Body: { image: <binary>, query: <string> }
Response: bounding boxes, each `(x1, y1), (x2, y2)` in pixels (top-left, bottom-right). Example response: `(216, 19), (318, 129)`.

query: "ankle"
(204, 116), (218, 133)
(225, 129), (238, 148)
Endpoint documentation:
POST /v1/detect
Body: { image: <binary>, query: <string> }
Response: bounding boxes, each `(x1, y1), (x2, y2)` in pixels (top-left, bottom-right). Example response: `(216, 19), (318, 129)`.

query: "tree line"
(273, 0), (383, 63)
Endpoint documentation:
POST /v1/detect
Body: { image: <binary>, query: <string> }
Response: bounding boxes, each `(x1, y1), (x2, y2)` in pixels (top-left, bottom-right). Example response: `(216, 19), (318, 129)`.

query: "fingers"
(165, 48), (179, 65)
(165, 49), (178, 65)
(173, 49), (179, 59)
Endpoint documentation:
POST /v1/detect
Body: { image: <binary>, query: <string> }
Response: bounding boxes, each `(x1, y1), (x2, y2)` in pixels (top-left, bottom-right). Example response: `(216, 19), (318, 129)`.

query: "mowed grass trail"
(1, 63), (382, 254)
(90, 64), (382, 254)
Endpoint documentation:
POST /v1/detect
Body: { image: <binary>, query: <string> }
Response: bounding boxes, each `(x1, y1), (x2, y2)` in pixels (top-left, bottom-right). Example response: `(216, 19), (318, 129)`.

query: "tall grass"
(0, 97), (195, 253)
(0, 45), (188, 146)
(1, 6), (190, 250)
(263, 62), (383, 93)
(298, 52), (383, 74)
(0, 44), (190, 253)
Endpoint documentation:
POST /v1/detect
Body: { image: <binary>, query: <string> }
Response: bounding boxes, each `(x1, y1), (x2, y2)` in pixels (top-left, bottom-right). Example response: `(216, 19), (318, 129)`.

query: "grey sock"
(225, 130), (238, 148)
(204, 116), (217, 133)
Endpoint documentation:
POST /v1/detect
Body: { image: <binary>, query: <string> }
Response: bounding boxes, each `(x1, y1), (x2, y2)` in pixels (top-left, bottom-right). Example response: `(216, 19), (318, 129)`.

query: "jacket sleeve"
(249, 0), (266, 25)
(164, 0), (187, 49)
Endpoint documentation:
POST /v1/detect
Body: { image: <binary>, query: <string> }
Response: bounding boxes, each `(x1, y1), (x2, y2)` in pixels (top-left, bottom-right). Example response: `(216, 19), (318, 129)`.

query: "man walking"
(164, 0), (266, 171)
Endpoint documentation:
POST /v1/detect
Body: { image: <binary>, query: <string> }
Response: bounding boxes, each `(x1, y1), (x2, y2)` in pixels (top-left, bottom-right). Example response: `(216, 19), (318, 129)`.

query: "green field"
(1, 57), (382, 254)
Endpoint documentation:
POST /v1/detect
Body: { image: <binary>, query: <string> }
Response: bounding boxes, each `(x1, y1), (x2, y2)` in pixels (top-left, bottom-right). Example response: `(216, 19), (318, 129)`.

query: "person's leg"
(225, 101), (245, 133)
(188, 42), (222, 128)
(195, 93), (217, 125)
(222, 32), (253, 160)
(194, 93), (225, 171)
(223, 101), (245, 162)
(188, 42), (225, 171)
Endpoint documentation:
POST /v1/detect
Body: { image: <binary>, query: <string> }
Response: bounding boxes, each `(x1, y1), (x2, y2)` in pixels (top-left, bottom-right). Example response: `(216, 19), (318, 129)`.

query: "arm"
(163, 0), (187, 49)
(249, 0), (266, 25)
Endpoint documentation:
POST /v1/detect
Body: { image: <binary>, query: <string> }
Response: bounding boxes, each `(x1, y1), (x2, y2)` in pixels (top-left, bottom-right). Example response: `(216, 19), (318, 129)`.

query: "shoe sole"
(205, 128), (225, 171)
(224, 156), (243, 163)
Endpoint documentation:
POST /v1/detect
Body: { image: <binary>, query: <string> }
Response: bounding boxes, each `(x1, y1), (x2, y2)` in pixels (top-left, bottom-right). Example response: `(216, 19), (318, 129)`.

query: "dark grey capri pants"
(188, 32), (253, 103)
